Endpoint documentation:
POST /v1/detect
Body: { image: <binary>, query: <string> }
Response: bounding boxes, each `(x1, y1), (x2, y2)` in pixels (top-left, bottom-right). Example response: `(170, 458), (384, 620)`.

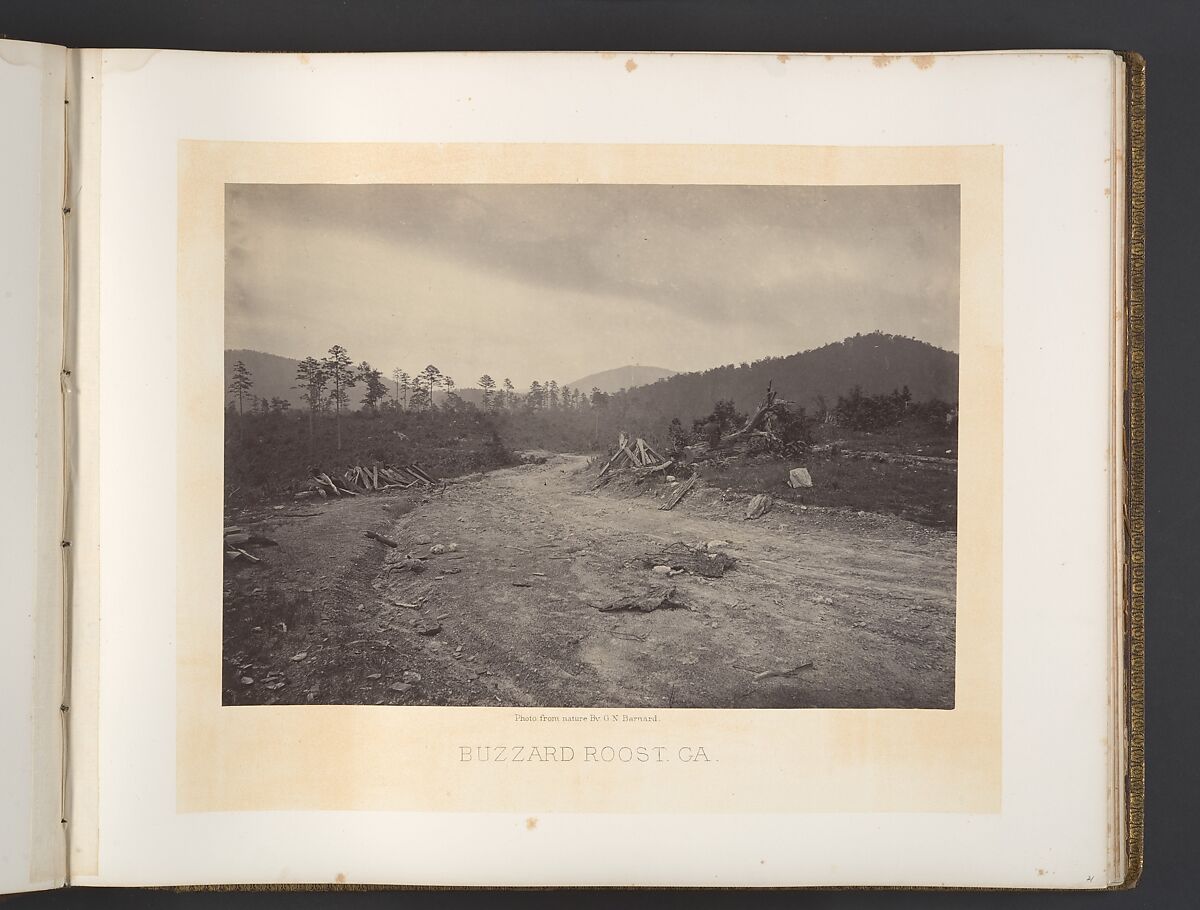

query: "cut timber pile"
(595, 432), (670, 483)
(592, 430), (702, 508)
(593, 431), (701, 511)
(300, 463), (437, 499)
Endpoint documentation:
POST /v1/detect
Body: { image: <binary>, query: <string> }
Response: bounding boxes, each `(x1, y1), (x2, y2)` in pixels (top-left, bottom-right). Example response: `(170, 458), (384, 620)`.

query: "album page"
(70, 49), (1127, 888)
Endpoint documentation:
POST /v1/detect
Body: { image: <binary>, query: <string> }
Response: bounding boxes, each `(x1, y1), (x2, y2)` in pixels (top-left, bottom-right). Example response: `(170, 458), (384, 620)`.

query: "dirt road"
(223, 454), (955, 709)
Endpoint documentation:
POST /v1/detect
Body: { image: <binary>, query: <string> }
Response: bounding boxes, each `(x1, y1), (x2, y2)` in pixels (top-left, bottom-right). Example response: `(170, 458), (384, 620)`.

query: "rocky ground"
(222, 453), (956, 709)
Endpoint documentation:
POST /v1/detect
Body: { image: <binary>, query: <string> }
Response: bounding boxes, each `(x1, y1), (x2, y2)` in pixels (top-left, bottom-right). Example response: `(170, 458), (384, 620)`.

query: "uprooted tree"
(689, 383), (811, 457)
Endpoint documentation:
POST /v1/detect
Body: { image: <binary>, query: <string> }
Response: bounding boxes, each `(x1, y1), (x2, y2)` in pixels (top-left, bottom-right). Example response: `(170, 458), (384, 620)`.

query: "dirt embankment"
(223, 454), (955, 709)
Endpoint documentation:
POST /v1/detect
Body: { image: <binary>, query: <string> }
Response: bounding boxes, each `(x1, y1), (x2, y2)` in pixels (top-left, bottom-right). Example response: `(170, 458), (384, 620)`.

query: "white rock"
(788, 467), (813, 488)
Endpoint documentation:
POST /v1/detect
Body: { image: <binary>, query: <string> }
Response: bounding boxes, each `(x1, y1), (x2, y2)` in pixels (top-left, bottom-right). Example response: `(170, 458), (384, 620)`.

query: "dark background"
(2, 1), (1195, 908)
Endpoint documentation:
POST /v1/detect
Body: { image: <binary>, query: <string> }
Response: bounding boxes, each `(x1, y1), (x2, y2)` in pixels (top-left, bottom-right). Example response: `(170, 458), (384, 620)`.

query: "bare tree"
(391, 368), (410, 410)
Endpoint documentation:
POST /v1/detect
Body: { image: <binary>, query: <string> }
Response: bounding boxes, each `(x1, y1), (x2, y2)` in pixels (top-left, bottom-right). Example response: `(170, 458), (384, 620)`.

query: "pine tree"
(527, 380), (544, 410)
(478, 374), (497, 412)
(357, 361), (388, 412)
(293, 356), (328, 443)
(418, 364), (442, 411)
(442, 375), (463, 410)
(503, 378), (515, 410)
(227, 360), (254, 443)
(322, 344), (357, 449)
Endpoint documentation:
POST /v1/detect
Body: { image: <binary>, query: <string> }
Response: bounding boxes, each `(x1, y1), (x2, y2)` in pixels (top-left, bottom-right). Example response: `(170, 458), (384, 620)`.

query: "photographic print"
(221, 183), (960, 710)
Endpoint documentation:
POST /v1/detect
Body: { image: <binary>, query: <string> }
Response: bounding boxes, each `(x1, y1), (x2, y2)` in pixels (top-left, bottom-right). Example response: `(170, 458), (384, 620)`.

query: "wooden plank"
(658, 475), (698, 511)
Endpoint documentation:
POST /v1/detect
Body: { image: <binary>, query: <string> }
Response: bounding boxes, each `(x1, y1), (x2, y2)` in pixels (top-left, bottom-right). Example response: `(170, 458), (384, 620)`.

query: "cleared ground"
(223, 454), (955, 709)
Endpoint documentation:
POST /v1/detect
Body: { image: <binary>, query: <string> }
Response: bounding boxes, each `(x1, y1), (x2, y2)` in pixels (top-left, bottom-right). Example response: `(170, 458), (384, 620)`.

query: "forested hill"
(225, 349), (307, 409)
(225, 332), (956, 424)
(617, 332), (958, 421)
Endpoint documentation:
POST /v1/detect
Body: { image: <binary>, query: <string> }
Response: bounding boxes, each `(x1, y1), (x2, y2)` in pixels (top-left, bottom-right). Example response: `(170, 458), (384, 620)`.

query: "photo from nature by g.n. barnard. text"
(222, 183), (960, 709)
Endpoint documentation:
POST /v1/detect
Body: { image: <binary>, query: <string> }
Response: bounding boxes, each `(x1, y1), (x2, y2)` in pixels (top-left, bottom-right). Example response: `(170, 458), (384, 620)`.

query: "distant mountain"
(568, 365), (678, 395)
(615, 332), (958, 423)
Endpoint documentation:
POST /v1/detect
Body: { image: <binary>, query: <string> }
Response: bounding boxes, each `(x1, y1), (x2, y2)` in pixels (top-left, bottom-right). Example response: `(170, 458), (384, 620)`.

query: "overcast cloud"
(225, 183), (958, 389)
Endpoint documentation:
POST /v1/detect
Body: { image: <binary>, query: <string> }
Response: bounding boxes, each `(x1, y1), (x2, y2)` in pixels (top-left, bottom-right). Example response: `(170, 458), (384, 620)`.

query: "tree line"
(227, 344), (624, 450)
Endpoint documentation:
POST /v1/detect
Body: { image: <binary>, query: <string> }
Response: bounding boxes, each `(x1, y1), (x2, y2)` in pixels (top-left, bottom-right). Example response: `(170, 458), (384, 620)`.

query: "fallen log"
(364, 530), (399, 548)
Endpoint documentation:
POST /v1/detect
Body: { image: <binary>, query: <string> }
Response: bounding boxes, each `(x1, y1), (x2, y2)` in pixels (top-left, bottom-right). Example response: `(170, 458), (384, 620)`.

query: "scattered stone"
(415, 536), (432, 546)
(390, 682), (412, 693)
(430, 544), (446, 555)
(291, 652), (308, 661)
(652, 565), (673, 575)
(706, 539), (730, 551)
(403, 670), (422, 684)
(745, 494), (774, 520)
(240, 676), (254, 685)
(416, 620), (442, 636)
(447, 543), (459, 552)
(788, 467), (813, 489)
(366, 672), (382, 680)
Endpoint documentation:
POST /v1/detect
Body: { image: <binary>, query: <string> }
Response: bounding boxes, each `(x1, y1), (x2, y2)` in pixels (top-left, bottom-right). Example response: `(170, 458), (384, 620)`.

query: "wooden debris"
(753, 661), (814, 681)
(364, 530), (399, 548)
(610, 631), (648, 642)
(599, 586), (689, 613)
(638, 543), (736, 578)
(596, 431), (671, 485)
(659, 475), (698, 511)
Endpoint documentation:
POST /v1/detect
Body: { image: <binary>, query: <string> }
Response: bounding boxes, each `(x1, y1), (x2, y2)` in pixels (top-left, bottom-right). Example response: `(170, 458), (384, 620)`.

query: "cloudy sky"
(225, 182), (958, 388)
